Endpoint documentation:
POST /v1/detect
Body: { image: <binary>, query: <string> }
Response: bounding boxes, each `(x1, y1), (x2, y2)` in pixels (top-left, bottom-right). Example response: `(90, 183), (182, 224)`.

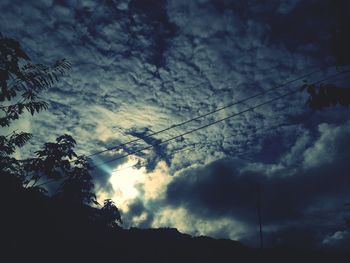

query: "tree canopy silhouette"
(100, 198), (123, 227)
(300, 0), (350, 110)
(0, 33), (70, 127)
(0, 32), (120, 218)
(302, 82), (350, 110)
(0, 32), (70, 191)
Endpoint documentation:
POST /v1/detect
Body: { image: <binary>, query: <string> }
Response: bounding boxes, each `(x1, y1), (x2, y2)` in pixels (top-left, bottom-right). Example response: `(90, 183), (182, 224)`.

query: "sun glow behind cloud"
(97, 159), (173, 213)
(96, 157), (255, 241)
(108, 160), (145, 209)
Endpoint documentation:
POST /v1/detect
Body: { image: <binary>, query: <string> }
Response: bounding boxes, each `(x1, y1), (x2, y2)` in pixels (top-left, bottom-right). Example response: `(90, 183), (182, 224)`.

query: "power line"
(111, 142), (198, 173)
(111, 120), (293, 173)
(92, 70), (348, 168)
(92, 90), (297, 167)
(36, 119), (292, 187)
(32, 71), (349, 186)
(35, 137), (205, 187)
(35, 69), (349, 189)
(85, 66), (331, 159)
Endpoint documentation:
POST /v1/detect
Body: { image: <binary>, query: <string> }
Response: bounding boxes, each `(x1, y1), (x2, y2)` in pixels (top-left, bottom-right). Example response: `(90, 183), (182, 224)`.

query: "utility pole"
(256, 183), (263, 250)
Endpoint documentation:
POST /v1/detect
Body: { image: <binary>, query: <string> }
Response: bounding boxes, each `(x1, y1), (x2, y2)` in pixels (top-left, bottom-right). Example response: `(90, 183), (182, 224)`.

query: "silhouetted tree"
(0, 33), (117, 211)
(0, 131), (32, 182)
(55, 154), (98, 206)
(301, 82), (350, 110)
(0, 33), (70, 127)
(0, 33), (70, 189)
(0, 35), (129, 260)
(100, 199), (123, 227)
(23, 134), (78, 187)
(301, 1), (350, 110)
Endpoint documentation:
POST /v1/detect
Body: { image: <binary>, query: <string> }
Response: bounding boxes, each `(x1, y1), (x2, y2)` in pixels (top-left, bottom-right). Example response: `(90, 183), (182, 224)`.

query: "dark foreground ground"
(1, 179), (349, 263)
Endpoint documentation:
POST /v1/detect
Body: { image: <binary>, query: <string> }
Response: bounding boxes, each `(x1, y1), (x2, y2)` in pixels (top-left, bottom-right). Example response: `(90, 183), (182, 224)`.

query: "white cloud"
(303, 121), (350, 169)
(151, 206), (249, 240)
(322, 230), (349, 245)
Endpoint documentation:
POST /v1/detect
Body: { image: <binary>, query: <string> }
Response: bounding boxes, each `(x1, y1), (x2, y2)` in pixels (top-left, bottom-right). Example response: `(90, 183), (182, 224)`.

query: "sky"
(1, 0), (350, 249)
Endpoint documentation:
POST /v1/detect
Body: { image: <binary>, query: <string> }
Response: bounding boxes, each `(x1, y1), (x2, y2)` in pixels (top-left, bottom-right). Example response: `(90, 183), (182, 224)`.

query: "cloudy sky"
(1, 0), (350, 249)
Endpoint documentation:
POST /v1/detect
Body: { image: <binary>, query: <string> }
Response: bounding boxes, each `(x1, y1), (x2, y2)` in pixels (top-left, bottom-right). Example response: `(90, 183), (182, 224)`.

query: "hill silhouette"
(1, 180), (349, 263)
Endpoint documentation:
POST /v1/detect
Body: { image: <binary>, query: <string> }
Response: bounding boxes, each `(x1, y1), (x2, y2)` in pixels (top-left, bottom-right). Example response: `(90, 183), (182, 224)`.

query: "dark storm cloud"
(114, 121), (350, 248)
(166, 156), (350, 225)
(167, 159), (259, 221)
(259, 225), (332, 249)
(164, 120), (350, 247)
(122, 198), (155, 228)
(127, 0), (178, 67)
(204, 0), (336, 56)
(125, 127), (171, 171)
